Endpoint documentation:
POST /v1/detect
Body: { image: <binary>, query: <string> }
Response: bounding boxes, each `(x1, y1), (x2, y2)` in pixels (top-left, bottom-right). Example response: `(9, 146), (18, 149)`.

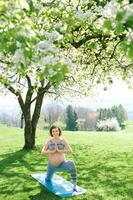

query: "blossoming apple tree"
(0, 0), (133, 149)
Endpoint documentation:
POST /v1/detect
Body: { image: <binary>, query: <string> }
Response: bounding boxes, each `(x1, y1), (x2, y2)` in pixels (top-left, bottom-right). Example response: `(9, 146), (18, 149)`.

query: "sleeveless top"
(49, 140), (65, 151)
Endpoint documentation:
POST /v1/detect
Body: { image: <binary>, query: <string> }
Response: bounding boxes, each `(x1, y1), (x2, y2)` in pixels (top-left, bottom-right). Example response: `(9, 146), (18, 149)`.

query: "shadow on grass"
(0, 147), (48, 197)
(0, 149), (34, 172)
(0, 145), (133, 200)
(0, 148), (47, 175)
(29, 186), (61, 200)
(74, 145), (133, 199)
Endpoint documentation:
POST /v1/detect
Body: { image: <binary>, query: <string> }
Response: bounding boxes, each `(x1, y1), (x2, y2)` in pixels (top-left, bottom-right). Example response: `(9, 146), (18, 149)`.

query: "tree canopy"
(0, 0), (133, 149)
(0, 0), (133, 94)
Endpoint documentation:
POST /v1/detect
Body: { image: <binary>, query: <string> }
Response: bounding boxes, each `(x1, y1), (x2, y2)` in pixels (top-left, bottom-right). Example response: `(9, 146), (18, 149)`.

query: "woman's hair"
(49, 125), (62, 136)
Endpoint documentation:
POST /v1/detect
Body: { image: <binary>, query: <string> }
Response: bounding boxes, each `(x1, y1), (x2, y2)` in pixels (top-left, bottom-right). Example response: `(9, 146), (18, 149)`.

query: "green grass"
(0, 123), (133, 200)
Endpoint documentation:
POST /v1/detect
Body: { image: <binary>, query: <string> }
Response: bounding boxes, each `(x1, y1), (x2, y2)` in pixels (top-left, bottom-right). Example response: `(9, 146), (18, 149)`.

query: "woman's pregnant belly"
(49, 152), (65, 165)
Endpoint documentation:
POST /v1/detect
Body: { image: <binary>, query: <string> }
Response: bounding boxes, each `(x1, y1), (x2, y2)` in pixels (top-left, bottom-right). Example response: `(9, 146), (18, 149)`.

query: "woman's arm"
(41, 141), (56, 155)
(56, 139), (73, 154)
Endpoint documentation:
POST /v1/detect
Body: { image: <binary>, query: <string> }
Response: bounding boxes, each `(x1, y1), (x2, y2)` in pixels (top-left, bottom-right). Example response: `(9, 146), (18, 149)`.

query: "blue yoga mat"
(31, 172), (86, 197)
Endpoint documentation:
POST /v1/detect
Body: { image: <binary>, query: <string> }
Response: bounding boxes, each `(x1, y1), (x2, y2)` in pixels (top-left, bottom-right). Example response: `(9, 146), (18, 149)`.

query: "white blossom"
(12, 49), (25, 64)
(40, 55), (58, 65)
(34, 2), (43, 10)
(17, 0), (30, 11)
(102, 0), (120, 18)
(96, 118), (121, 131)
(85, 10), (96, 23)
(18, 25), (36, 38)
(81, 0), (88, 5)
(54, 22), (67, 33)
(76, 9), (90, 20)
(126, 28), (133, 42)
(0, 52), (4, 59)
(37, 40), (57, 52)
(16, 41), (22, 48)
(122, 4), (133, 23)
(44, 31), (63, 41)
(48, 69), (57, 77)
(42, 0), (54, 3)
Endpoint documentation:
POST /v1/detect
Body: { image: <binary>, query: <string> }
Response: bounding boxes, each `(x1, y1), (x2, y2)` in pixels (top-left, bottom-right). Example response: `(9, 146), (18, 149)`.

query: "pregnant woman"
(41, 125), (78, 191)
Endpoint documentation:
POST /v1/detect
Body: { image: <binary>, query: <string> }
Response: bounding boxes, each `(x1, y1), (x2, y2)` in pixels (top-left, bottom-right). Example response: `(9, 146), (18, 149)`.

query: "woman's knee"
(68, 160), (76, 170)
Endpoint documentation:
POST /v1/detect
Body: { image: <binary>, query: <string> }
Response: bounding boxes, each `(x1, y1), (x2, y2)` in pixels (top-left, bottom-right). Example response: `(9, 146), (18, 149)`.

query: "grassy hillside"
(0, 124), (133, 200)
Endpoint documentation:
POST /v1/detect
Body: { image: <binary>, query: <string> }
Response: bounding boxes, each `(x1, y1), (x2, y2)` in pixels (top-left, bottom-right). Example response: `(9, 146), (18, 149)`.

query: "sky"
(73, 80), (133, 111)
(0, 79), (133, 112)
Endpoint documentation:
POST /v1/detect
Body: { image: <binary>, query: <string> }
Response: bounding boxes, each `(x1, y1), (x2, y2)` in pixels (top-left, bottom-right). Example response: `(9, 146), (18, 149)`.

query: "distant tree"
(111, 104), (127, 128)
(0, 111), (19, 127)
(98, 108), (109, 120)
(73, 111), (78, 131)
(76, 107), (98, 131)
(77, 118), (85, 131)
(52, 120), (66, 130)
(98, 104), (127, 128)
(42, 104), (65, 127)
(107, 108), (113, 119)
(65, 105), (78, 131)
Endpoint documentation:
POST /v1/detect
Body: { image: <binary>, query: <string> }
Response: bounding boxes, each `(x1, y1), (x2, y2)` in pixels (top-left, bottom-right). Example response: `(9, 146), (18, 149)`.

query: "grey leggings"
(46, 160), (77, 183)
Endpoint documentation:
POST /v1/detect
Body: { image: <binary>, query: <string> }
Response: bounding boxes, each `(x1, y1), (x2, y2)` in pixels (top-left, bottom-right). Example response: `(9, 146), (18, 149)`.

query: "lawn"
(0, 123), (133, 200)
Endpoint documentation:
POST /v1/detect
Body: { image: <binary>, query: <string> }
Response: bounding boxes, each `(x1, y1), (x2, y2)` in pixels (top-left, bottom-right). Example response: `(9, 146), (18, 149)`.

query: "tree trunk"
(31, 88), (46, 147)
(23, 88), (45, 149)
(23, 106), (35, 149)
(18, 86), (35, 150)
(7, 79), (51, 150)
(23, 121), (35, 149)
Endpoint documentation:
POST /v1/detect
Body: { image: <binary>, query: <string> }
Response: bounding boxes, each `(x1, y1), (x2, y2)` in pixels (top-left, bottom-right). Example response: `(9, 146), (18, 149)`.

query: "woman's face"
(51, 128), (60, 137)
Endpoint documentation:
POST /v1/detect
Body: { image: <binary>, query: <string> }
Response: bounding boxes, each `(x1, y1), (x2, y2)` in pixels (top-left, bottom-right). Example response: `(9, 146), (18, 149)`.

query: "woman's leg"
(45, 162), (56, 181)
(58, 160), (77, 187)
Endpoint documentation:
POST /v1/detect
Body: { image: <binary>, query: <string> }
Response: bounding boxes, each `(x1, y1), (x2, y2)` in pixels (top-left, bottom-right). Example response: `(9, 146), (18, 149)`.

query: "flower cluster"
(96, 118), (121, 131)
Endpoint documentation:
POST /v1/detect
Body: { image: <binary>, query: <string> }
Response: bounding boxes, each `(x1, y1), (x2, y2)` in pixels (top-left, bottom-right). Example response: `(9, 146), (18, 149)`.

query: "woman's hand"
(41, 140), (56, 155)
(56, 140), (73, 154)
(54, 142), (58, 151)
(41, 147), (56, 155)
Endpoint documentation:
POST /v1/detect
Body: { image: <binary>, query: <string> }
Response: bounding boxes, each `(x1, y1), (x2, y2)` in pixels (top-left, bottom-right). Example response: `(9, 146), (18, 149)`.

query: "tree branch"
(4, 84), (26, 115)
(71, 34), (108, 48)
(26, 75), (32, 88)
(41, 82), (52, 93)
(30, 82), (52, 104)
(0, 58), (11, 65)
(110, 40), (121, 59)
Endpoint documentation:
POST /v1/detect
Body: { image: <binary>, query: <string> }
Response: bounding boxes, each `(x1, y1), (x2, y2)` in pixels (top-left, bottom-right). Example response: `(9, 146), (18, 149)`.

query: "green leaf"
(88, 42), (97, 50)
(120, 41), (129, 52)
(16, 35), (26, 43)
(115, 24), (124, 35)
(103, 19), (113, 30)
(8, 43), (17, 54)
(117, 0), (124, 3)
(0, 1), (6, 14)
(127, 44), (133, 60)
(20, 63), (27, 76)
(24, 48), (32, 59)
(28, 0), (34, 12)
(125, 15), (133, 29)
(116, 11), (125, 22)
